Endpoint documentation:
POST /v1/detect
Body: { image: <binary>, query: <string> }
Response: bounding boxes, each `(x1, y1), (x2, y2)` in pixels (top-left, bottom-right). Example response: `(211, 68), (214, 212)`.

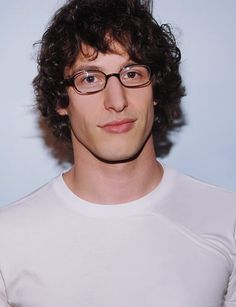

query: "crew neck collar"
(52, 164), (177, 218)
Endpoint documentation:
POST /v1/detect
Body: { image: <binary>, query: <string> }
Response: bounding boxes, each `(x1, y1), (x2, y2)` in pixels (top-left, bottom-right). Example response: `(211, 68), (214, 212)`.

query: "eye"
(73, 70), (105, 93)
(75, 71), (104, 86)
(120, 65), (150, 85)
(123, 70), (142, 80)
(81, 74), (100, 84)
(84, 75), (96, 83)
(126, 71), (139, 79)
(121, 65), (148, 82)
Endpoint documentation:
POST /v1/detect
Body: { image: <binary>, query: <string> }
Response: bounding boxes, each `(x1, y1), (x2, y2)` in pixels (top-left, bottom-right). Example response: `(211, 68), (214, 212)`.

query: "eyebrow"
(71, 61), (136, 76)
(72, 65), (104, 74)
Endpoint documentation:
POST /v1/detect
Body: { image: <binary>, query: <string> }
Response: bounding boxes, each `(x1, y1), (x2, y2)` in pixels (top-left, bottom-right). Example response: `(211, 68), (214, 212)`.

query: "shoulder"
(169, 169), (236, 214)
(0, 175), (61, 231)
(162, 167), (236, 228)
(161, 166), (235, 207)
(0, 175), (65, 266)
(159, 167), (236, 259)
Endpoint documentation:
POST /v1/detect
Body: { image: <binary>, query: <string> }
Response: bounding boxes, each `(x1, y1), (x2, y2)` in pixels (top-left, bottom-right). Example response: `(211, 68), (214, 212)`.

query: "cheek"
(135, 92), (154, 124)
(67, 100), (101, 145)
(131, 85), (153, 108)
(143, 104), (155, 132)
(68, 107), (90, 134)
(67, 92), (92, 127)
(138, 101), (155, 135)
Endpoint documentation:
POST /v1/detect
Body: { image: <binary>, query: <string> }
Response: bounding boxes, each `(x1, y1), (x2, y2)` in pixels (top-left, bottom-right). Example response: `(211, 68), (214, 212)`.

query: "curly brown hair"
(33, 0), (185, 158)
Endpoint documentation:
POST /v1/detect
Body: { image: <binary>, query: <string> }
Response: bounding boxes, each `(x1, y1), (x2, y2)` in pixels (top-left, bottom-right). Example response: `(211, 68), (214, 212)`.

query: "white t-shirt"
(0, 167), (236, 307)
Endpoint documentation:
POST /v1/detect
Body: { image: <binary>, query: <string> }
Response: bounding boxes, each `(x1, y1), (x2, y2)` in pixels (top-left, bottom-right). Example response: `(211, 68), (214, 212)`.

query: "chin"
(94, 154), (139, 164)
(91, 145), (145, 164)
(85, 132), (152, 164)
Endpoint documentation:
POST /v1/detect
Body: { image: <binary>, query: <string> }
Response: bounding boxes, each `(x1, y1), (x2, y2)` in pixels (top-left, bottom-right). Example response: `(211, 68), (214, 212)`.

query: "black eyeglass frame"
(63, 64), (152, 95)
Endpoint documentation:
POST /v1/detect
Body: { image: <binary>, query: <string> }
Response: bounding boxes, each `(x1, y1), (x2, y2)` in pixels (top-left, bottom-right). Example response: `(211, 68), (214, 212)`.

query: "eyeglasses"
(63, 64), (152, 95)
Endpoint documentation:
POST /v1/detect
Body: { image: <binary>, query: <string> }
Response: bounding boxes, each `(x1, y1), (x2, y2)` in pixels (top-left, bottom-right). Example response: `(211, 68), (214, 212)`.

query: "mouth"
(99, 119), (136, 134)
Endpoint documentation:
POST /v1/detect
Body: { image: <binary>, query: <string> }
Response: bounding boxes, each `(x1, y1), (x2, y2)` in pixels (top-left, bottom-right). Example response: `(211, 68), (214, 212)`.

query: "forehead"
(66, 42), (131, 75)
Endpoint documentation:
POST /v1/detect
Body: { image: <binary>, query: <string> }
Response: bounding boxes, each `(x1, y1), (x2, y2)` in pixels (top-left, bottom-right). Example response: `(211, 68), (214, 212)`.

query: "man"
(0, 0), (235, 306)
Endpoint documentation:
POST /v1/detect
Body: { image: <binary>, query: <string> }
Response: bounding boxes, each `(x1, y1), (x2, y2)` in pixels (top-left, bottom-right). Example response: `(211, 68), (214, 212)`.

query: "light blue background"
(0, 0), (235, 206)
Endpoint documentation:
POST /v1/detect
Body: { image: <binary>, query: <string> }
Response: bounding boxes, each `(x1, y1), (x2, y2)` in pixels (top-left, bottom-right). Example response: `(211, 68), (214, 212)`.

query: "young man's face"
(59, 43), (154, 163)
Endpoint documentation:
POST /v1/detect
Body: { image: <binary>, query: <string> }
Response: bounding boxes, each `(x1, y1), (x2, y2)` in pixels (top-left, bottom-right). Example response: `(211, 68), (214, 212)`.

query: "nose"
(103, 75), (128, 112)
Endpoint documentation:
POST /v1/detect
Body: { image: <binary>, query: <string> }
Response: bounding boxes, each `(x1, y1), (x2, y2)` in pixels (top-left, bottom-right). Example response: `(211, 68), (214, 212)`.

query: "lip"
(99, 119), (136, 133)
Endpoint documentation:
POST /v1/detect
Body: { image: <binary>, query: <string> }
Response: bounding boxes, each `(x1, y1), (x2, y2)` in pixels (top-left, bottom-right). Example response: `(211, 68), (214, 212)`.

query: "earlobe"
(56, 108), (68, 116)
(153, 101), (158, 106)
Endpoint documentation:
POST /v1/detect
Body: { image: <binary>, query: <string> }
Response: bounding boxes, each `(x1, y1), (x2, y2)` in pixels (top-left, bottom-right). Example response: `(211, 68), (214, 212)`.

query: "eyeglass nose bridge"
(104, 72), (123, 88)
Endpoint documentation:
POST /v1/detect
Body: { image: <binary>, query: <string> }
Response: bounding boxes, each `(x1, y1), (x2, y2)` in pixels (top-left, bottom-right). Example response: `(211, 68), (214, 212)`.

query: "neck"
(63, 137), (163, 205)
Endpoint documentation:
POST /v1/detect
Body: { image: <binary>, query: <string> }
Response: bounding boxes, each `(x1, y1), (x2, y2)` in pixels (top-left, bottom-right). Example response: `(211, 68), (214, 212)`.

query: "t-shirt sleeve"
(224, 270), (236, 306)
(224, 228), (236, 306)
(0, 272), (10, 307)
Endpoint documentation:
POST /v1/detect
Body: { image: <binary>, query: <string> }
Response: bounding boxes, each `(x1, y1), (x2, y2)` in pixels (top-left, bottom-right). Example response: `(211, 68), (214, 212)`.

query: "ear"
(56, 107), (68, 116)
(153, 101), (158, 106)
